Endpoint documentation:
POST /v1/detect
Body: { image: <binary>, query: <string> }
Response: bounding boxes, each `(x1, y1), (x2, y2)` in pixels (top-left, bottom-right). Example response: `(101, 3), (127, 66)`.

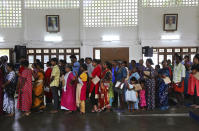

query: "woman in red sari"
(188, 54), (199, 108)
(17, 60), (32, 116)
(44, 62), (53, 104)
(98, 61), (112, 112)
(89, 59), (102, 112)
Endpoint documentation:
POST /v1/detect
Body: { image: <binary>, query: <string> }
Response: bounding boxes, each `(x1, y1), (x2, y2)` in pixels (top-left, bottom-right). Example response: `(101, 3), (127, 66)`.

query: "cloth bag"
(125, 89), (137, 102)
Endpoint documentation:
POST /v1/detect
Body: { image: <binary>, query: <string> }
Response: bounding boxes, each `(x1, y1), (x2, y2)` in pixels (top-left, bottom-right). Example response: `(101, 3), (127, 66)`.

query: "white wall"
(24, 9), (80, 48)
(0, 5), (198, 62)
(140, 7), (199, 47)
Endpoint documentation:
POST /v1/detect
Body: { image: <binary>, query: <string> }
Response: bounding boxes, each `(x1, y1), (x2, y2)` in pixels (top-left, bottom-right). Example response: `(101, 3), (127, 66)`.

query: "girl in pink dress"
(139, 80), (146, 110)
(60, 65), (77, 113)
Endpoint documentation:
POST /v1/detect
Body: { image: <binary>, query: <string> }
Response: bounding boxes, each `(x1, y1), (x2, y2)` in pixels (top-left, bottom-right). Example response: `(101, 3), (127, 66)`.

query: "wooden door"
(94, 47), (129, 63)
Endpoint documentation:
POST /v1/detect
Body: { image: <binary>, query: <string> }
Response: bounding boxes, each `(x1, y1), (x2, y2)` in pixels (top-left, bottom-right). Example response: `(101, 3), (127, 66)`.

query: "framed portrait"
(163, 14), (178, 32)
(46, 15), (60, 32)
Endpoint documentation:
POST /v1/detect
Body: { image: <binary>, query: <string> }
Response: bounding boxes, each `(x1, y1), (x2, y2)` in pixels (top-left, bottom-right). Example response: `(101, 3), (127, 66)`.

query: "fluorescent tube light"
(161, 35), (181, 40)
(0, 37), (4, 42)
(44, 35), (62, 42)
(102, 35), (120, 41)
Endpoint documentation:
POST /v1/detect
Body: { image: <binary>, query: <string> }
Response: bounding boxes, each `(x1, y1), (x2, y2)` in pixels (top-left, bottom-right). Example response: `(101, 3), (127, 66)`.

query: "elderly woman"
(2, 63), (16, 117)
(143, 59), (156, 110)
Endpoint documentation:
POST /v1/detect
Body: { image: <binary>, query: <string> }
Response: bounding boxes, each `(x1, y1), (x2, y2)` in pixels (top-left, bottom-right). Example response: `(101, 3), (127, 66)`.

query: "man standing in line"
(50, 58), (60, 113)
(173, 54), (186, 107)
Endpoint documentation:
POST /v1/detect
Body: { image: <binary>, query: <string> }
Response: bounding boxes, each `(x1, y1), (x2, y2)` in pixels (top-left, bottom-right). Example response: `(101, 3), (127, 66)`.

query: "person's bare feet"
(80, 112), (85, 115)
(23, 112), (31, 117)
(50, 110), (58, 114)
(6, 113), (14, 117)
(64, 111), (72, 114)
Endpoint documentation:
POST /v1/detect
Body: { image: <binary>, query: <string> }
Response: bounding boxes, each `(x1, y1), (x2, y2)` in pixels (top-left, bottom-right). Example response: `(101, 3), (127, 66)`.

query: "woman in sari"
(98, 61), (113, 112)
(32, 62), (45, 111)
(0, 62), (5, 115)
(76, 64), (88, 114)
(2, 63), (16, 117)
(44, 62), (52, 104)
(188, 54), (199, 109)
(89, 59), (102, 112)
(143, 59), (156, 110)
(60, 65), (77, 113)
(17, 60), (32, 116)
(157, 60), (171, 110)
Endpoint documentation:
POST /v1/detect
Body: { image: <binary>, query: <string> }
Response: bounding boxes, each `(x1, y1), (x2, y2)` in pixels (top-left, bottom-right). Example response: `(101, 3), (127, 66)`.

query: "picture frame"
(163, 14), (178, 32)
(46, 15), (60, 33)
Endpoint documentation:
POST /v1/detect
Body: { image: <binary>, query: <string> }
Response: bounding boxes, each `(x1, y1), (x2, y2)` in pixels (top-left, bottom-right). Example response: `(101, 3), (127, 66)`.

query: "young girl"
(139, 80), (146, 110)
(128, 67), (140, 110)
(125, 77), (138, 112)
(76, 64), (88, 114)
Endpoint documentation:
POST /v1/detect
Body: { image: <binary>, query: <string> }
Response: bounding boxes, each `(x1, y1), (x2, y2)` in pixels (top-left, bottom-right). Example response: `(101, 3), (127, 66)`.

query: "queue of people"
(0, 53), (199, 117)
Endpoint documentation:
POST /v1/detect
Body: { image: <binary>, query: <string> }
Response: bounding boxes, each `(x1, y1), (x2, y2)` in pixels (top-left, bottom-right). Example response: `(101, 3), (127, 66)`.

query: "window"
(0, 0), (22, 28)
(25, 0), (80, 9)
(143, 53), (158, 68)
(83, 0), (138, 27)
(94, 49), (101, 59)
(27, 48), (80, 65)
(141, 0), (198, 7)
(0, 49), (10, 62)
(143, 47), (198, 65)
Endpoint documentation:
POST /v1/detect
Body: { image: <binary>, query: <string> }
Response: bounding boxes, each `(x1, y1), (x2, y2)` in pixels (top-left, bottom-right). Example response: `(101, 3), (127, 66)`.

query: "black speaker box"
(14, 45), (27, 63)
(143, 46), (153, 57)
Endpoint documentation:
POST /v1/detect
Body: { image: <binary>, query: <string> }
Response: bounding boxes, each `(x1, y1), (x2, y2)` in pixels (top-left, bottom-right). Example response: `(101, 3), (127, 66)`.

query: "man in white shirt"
(173, 53), (186, 106)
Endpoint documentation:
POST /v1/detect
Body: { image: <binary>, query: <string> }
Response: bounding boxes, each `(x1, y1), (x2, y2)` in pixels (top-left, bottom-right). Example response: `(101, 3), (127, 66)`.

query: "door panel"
(95, 48), (129, 63)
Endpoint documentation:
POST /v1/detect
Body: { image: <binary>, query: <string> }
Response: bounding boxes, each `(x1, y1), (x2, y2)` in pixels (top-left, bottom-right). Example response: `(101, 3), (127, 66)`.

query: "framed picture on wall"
(163, 14), (178, 31)
(46, 15), (60, 32)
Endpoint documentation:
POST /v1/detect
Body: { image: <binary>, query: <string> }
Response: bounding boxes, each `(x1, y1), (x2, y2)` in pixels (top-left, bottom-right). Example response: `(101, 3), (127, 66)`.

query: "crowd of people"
(0, 53), (199, 117)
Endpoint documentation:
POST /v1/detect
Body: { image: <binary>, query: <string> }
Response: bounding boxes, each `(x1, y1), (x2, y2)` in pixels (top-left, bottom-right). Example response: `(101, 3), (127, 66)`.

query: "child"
(139, 80), (146, 110)
(125, 77), (138, 112)
(128, 67), (140, 110)
(77, 64), (88, 114)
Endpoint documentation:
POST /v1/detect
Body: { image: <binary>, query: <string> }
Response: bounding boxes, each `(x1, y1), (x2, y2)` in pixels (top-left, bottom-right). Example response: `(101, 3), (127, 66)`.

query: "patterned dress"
(145, 67), (156, 110)
(3, 71), (16, 114)
(32, 71), (45, 111)
(157, 67), (170, 108)
(99, 69), (112, 109)
(17, 68), (32, 112)
(139, 89), (146, 108)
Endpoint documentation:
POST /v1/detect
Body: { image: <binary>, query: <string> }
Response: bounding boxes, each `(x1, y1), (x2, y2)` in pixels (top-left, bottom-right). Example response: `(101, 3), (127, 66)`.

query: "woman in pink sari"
(17, 60), (32, 116)
(60, 65), (77, 113)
